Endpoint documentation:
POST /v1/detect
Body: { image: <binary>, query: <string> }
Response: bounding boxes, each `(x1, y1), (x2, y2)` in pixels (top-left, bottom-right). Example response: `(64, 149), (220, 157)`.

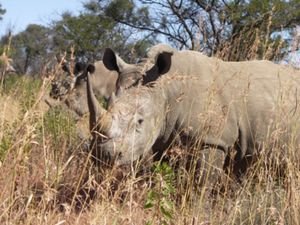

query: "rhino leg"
(191, 148), (227, 192)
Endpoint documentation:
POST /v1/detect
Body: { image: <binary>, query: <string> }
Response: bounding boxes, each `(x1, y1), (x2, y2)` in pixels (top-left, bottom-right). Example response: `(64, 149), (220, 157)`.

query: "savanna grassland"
(0, 74), (299, 225)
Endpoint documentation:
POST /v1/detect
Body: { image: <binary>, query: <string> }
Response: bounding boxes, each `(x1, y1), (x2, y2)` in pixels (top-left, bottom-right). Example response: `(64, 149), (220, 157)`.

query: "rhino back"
(155, 51), (300, 158)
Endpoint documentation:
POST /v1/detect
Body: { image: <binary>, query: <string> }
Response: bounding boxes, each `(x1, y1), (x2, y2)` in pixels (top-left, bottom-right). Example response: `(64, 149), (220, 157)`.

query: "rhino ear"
(143, 52), (173, 85)
(76, 63), (96, 82)
(103, 48), (119, 72)
(156, 52), (172, 75)
(87, 64), (96, 74)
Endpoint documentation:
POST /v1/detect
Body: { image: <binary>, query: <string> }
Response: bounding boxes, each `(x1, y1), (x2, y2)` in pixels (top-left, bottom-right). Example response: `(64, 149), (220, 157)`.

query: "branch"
(112, 16), (186, 46)
(167, 0), (195, 49)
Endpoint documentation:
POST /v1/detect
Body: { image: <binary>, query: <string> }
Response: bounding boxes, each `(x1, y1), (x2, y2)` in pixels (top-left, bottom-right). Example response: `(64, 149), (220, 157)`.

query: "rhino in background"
(48, 44), (177, 139)
(48, 47), (150, 139)
(47, 53), (118, 140)
(88, 48), (300, 182)
(49, 44), (177, 115)
(49, 55), (121, 117)
(0, 32), (16, 86)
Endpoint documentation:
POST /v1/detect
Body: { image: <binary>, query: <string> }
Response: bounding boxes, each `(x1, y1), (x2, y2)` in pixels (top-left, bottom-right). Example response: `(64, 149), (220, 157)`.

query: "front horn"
(86, 68), (112, 135)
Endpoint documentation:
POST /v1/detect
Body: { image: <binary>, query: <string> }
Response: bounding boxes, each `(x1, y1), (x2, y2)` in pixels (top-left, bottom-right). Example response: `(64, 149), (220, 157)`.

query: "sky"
(0, 0), (84, 36)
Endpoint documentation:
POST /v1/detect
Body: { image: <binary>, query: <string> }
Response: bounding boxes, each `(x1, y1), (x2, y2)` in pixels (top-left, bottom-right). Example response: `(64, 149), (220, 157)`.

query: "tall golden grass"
(0, 24), (300, 224)
(0, 65), (299, 225)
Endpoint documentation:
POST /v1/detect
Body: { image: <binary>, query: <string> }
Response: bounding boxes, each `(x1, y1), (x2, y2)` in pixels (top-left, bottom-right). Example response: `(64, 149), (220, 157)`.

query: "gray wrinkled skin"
(92, 49), (300, 174)
(98, 88), (166, 165)
(48, 46), (155, 140)
(50, 75), (76, 100)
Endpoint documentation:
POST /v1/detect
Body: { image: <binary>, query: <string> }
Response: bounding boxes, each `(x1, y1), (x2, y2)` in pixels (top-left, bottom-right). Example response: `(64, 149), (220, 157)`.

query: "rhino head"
(49, 56), (87, 100)
(102, 48), (154, 96)
(50, 48), (146, 104)
(88, 51), (173, 166)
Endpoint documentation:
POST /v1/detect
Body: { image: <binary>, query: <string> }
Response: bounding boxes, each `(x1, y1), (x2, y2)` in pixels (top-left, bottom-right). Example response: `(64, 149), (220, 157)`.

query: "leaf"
(145, 221), (153, 225)
(144, 201), (154, 209)
(160, 205), (173, 220)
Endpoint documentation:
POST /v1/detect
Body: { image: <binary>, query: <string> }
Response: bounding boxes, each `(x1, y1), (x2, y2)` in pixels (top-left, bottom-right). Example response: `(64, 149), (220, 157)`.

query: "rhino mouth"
(89, 136), (114, 165)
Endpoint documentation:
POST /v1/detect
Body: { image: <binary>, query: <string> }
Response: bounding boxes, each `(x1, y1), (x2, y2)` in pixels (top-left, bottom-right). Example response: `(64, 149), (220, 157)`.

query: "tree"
(103, 0), (300, 61)
(1, 1), (155, 76)
(0, 3), (6, 21)
(9, 24), (54, 75)
(52, 2), (156, 63)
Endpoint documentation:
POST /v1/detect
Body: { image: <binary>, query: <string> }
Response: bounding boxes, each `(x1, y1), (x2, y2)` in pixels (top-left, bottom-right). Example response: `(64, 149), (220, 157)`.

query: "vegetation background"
(0, 1), (300, 224)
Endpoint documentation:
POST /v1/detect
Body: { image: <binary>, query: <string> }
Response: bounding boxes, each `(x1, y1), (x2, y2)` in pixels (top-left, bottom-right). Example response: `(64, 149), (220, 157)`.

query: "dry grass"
(1, 27), (300, 223)
(0, 73), (299, 225)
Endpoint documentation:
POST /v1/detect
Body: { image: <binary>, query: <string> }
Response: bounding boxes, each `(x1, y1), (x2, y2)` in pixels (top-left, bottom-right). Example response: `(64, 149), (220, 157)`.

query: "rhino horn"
(86, 65), (112, 134)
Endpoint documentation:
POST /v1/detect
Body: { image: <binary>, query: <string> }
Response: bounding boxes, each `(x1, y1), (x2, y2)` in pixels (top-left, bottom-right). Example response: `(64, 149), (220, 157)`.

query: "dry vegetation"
(1, 27), (300, 223)
(0, 69), (299, 225)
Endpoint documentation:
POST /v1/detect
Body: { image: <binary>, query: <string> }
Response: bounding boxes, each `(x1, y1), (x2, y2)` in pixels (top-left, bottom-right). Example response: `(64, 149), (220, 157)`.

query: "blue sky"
(0, 0), (84, 36)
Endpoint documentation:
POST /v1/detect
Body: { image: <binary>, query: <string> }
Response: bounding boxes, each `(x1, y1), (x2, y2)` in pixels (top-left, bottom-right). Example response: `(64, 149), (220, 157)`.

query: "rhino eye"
(63, 81), (71, 89)
(137, 119), (144, 125)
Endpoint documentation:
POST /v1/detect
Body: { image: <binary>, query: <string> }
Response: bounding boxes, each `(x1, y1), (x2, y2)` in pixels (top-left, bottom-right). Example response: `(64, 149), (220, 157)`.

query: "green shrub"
(40, 106), (77, 146)
(1, 75), (42, 112)
(145, 162), (176, 225)
(0, 74), (20, 93)
(0, 133), (13, 162)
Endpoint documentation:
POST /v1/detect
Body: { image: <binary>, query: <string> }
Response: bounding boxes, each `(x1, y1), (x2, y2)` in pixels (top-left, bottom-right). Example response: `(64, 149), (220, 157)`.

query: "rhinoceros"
(49, 44), (177, 115)
(50, 60), (118, 116)
(48, 47), (154, 140)
(47, 51), (120, 140)
(87, 48), (300, 180)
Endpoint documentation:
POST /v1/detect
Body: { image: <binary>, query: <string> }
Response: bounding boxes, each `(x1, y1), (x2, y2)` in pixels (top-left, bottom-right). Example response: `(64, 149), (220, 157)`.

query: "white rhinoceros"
(87, 47), (300, 181)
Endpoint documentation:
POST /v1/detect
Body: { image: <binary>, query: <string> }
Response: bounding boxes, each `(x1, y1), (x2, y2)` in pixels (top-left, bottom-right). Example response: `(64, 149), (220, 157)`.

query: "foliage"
(0, 1), (300, 224)
(52, 1), (155, 63)
(2, 75), (42, 112)
(52, 11), (115, 61)
(104, 0), (300, 61)
(0, 3), (5, 20)
(145, 162), (176, 225)
(0, 1), (155, 76)
(41, 106), (77, 146)
(1, 0), (299, 72)
(0, 73), (19, 93)
(8, 24), (54, 75)
(0, 132), (12, 162)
